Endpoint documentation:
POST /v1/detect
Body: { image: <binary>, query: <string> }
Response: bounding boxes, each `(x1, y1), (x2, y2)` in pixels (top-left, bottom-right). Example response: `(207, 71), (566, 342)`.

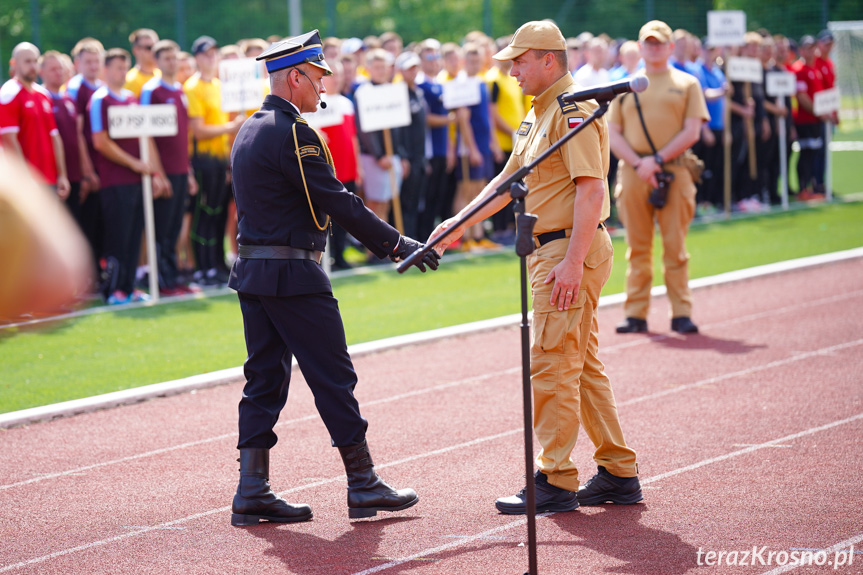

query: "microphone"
(561, 76), (649, 103)
(298, 69), (327, 109)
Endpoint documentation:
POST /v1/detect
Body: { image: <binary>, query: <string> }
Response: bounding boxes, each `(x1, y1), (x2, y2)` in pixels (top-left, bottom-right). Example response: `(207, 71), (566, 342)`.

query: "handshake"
(389, 236), (441, 272)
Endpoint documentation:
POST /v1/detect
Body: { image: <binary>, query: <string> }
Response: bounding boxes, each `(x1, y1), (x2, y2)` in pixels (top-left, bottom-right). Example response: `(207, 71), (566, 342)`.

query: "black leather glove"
(389, 236), (441, 272)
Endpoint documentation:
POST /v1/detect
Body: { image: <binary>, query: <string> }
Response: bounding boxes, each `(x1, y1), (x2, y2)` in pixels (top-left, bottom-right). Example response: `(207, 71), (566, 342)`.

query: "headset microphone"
(298, 69), (327, 109)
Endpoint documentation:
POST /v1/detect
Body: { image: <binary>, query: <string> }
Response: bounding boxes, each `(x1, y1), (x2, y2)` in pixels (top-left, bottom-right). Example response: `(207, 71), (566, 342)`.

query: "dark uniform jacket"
(229, 95), (400, 296)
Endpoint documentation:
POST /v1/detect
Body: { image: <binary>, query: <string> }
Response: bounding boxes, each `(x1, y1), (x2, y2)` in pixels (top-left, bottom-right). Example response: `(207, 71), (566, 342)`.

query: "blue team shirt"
(417, 73), (448, 158)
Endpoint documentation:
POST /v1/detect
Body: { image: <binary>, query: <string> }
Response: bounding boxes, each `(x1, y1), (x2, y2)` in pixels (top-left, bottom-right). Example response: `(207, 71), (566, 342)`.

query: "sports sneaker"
(495, 470), (579, 515)
(129, 289), (151, 303)
(576, 466), (643, 506)
(106, 290), (130, 305)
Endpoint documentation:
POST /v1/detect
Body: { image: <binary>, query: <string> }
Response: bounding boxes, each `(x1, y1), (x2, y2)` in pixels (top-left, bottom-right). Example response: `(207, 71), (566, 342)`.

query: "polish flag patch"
(568, 116), (585, 128)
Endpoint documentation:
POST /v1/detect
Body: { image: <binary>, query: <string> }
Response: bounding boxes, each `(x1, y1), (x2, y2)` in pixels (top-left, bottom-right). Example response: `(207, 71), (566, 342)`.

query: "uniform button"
(311, 242), (315, 248)
(383, 241), (390, 247)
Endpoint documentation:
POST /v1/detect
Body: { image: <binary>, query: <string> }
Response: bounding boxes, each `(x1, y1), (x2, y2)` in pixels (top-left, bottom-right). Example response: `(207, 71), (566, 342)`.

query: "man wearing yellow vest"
(124, 29), (161, 98)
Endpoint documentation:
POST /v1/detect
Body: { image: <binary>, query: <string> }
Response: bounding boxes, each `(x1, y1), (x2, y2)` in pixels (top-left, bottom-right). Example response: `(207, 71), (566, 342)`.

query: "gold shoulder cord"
(292, 118), (332, 231)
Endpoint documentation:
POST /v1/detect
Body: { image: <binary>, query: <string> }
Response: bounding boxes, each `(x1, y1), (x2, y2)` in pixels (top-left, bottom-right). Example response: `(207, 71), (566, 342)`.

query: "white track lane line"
(347, 412), (863, 575)
(2, 352), (862, 572)
(4, 285), (862, 492)
(759, 533), (863, 574)
(0, 368), (518, 492)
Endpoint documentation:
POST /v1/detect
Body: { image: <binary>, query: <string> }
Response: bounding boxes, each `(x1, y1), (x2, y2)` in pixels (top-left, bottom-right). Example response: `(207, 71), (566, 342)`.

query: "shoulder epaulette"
(557, 93), (580, 115)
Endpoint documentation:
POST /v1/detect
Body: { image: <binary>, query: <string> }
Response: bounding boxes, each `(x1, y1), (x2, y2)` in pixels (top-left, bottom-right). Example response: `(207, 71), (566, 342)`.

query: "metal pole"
(777, 98), (789, 210)
(175, 0), (187, 55)
(326, 0), (337, 37)
(645, 0), (655, 22)
(289, 0), (302, 38)
(824, 121), (833, 201)
(29, 0), (41, 48)
(519, 246), (538, 575)
(483, 0), (492, 37)
(140, 137), (160, 303)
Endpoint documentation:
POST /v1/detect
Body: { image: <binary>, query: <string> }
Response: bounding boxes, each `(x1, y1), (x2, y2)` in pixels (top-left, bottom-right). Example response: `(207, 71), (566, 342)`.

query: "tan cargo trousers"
(615, 162), (696, 320)
(528, 228), (638, 492)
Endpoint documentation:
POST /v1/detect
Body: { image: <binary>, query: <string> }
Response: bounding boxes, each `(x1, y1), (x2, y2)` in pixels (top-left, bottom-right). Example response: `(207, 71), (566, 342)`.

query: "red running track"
(1, 258), (862, 575)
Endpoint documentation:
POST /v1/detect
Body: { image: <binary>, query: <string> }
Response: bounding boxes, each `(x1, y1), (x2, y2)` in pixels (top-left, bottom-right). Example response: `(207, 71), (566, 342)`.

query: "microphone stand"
(397, 98), (612, 575)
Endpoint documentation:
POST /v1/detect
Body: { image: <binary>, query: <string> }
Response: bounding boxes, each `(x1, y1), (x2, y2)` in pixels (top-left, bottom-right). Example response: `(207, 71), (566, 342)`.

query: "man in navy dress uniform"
(228, 29), (439, 526)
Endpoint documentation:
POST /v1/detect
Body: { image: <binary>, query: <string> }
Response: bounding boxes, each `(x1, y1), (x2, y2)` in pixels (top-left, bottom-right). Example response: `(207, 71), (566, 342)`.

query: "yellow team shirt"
(485, 66), (524, 153)
(124, 67), (160, 98)
(505, 73), (611, 233)
(184, 73), (230, 159)
(608, 68), (709, 156)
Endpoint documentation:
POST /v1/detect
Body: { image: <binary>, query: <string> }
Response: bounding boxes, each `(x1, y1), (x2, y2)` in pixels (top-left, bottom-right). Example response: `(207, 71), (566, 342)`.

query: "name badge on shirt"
(517, 122), (532, 136)
(298, 145), (321, 158)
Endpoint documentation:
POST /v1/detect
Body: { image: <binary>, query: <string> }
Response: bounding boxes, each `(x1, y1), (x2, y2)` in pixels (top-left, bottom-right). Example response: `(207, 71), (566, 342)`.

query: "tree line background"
(1, 0), (860, 81)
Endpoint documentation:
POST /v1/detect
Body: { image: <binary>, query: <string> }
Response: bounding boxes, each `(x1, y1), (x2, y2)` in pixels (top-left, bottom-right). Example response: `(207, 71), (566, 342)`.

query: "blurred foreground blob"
(0, 153), (93, 320)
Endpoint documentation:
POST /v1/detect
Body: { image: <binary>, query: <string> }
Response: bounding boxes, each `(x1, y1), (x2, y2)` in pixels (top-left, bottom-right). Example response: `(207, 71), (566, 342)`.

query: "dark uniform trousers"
(100, 183), (144, 295)
(153, 173), (189, 289)
(237, 289), (367, 449)
(191, 154), (231, 273)
(229, 95), (401, 451)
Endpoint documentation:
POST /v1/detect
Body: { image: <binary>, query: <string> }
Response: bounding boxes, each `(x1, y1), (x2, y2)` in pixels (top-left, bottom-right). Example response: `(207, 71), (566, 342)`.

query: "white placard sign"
(813, 87), (840, 116)
(707, 10), (746, 47)
(442, 77), (482, 110)
(219, 58), (267, 113)
(766, 71), (797, 97)
(304, 95), (344, 129)
(726, 57), (763, 83)
(108, 104), (178, 139)
(354, 82), (411, 132)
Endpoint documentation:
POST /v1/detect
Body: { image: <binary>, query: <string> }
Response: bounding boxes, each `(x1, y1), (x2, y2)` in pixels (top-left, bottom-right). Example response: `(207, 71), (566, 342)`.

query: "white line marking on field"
(2, 407), (861, 571)
(617, 339), (863, 407)
(760, 533), (863, 574)
(0, 369), (517, 492)
(3, 248), (862, 428)
(347, 414), (863, 575)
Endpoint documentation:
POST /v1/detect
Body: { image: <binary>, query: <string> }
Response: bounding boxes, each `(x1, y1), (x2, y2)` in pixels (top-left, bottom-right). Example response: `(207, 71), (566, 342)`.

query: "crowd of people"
(0, 21), (839, 305)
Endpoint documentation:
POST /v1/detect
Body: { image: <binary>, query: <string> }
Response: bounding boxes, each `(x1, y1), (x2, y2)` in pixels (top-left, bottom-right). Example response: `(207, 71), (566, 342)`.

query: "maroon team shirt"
(0, 79), (59, 184)
(140, 77), (189, 176)
(48, 89), (82, 183)
(88, 86), (141, 187)
(66, 74), (102, 172)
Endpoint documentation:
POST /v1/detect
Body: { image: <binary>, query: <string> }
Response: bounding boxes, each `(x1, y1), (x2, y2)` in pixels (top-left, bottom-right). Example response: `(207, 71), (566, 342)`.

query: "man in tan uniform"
(610, 21), (709, 334)
(429, 21), (641, 514)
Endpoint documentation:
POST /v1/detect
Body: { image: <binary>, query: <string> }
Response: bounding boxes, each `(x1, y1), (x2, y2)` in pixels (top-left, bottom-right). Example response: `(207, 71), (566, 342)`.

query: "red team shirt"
(0, 79), (59, 184)
(308, 94), (359, 183)
(88, 86), (141, 187)
(793, 63), (825, 125)
(140, 78), (189, 176)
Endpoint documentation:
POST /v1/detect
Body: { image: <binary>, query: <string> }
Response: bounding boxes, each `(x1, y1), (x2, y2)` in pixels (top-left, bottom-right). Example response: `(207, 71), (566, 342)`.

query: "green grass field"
(2, 200), (862, 414)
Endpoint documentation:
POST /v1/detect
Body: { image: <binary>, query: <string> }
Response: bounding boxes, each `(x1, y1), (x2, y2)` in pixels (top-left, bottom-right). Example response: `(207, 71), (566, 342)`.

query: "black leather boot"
(231, 448), (313, 526)
(338, 440), (419, 519)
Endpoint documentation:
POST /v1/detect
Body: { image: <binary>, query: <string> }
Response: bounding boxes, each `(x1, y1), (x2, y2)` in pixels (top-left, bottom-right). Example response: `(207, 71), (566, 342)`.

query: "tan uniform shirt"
(608, 68), (709, 155)
(505, 74), (610, 235)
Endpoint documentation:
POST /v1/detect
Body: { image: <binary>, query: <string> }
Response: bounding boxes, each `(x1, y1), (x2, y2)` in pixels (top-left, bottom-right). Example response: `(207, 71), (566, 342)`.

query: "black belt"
(535, 223), (605, 247)
(238, 245), (323, 264)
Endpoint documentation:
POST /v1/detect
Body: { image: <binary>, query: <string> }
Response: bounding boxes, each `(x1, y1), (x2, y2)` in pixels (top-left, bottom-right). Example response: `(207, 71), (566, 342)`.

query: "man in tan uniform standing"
(611, 21), (709, 334)
(430, 21), (641, 514)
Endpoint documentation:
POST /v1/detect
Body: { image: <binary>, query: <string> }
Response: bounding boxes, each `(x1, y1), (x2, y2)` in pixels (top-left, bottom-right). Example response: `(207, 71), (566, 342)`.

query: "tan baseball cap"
(639, 20), (673, 43)
(493, 21), (567, 61)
